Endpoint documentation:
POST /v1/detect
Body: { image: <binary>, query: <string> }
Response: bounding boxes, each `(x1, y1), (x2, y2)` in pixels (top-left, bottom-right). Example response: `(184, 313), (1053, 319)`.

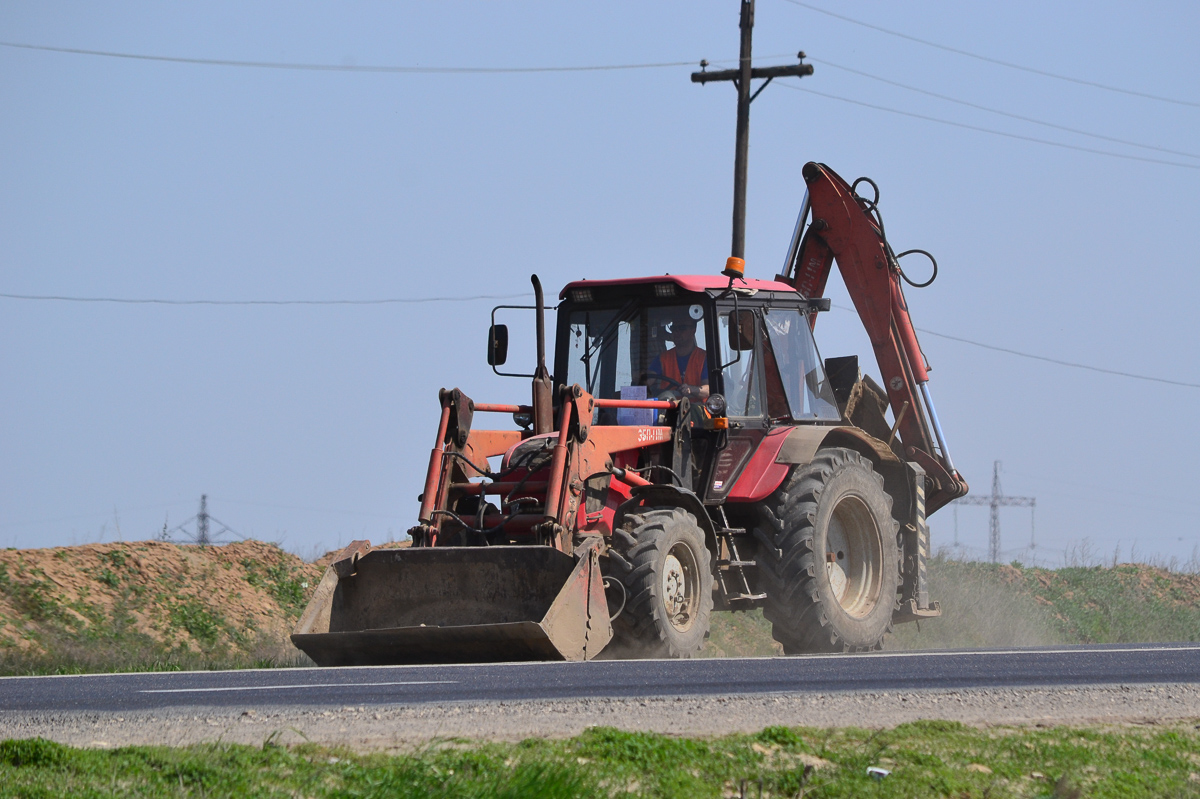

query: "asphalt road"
(3, 643), (1198, 714)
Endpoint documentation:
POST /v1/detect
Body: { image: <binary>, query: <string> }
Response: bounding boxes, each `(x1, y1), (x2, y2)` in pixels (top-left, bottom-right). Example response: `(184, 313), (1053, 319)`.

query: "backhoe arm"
(787, 162), (967, 511)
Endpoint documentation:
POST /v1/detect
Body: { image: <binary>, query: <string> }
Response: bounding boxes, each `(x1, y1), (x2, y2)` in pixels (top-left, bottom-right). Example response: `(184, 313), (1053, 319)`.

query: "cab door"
(703, 306), (768, 503)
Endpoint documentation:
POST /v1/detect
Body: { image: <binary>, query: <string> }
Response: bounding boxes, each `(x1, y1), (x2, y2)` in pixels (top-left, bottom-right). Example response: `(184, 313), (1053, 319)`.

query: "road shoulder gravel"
(3, 683), (1199, 750)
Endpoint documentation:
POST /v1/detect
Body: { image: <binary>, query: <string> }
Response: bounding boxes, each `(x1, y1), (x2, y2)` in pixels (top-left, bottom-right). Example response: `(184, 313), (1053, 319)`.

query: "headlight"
(513, 411), (533, 429)
(705, 393), (727, 416)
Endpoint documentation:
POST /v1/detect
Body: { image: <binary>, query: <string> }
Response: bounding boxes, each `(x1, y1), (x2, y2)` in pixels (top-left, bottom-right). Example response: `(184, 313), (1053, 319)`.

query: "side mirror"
(487, 324), (509, 366)
(726, 310), (755, 351)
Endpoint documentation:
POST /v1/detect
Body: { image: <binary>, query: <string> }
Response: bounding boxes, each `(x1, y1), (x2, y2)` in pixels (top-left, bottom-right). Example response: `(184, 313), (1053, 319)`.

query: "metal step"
(713, 509), (763, 607)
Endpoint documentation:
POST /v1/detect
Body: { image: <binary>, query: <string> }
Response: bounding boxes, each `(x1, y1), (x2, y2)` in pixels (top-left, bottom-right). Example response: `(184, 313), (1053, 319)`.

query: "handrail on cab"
(472, 398), (679, 414)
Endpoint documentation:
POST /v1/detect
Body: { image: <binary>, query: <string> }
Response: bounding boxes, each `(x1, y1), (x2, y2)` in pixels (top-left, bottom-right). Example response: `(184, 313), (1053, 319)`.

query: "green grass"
(0, 638), (310, 678)
(1018, 564), (1200, 644)
(167, 601), (227, 648)
(2, 723), (1199, 797)
(240, 558), (308, 615)
(0, 563), (70, 625)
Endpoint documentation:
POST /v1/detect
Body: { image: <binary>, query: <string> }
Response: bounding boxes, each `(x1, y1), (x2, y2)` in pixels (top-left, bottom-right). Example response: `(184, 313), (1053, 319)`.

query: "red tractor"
(293, 162), (968, 665)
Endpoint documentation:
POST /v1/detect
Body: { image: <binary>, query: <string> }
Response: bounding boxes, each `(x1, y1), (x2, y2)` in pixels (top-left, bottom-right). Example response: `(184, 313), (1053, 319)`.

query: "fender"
(726, 423), (912, 512)
(726, 424), (846, 502)
(820, 426), (912, 524)
(612, 484), (717, 552)
(724, 427), (792, 502)
(779, 423), (914, 524)
(774, 424), (837, 468)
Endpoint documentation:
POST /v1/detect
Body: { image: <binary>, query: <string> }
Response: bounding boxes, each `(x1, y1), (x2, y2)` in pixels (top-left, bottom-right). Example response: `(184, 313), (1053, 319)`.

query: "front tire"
(606, 507), (714, 658)
(754, 448), (899, 653)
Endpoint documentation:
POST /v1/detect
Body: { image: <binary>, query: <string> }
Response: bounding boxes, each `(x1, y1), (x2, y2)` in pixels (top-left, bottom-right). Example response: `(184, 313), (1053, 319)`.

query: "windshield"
(762, 307), (840, 420)
(564, 302), (710, 413)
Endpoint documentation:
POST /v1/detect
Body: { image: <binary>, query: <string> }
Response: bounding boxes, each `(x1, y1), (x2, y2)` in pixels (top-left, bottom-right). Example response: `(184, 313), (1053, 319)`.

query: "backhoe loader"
(292, 162), (969, 665)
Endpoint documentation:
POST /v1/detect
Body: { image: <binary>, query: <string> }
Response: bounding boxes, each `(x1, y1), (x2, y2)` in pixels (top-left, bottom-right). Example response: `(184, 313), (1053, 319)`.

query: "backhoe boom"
(786, 161), (968, 511)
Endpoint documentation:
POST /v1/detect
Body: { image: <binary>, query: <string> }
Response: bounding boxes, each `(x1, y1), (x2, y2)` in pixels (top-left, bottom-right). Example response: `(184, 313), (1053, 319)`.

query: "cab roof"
(558, 274), (796, 300)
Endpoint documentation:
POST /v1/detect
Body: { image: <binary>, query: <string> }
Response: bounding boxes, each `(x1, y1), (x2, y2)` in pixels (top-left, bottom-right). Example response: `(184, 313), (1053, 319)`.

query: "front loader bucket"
(291, 542), (612, 666)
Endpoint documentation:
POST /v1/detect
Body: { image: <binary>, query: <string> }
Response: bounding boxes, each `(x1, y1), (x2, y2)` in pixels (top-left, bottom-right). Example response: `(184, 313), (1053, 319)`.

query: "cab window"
(762, 307), (840, 421)
(564, 303), (709, 421)
(716, 310), (763, 418)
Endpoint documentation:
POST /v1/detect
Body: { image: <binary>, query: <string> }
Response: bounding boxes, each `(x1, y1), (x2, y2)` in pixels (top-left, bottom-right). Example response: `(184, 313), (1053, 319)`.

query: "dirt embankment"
(0, 540), (327, 673)
(3, 540), (1198, 674)
(886, 559), (1200, 650)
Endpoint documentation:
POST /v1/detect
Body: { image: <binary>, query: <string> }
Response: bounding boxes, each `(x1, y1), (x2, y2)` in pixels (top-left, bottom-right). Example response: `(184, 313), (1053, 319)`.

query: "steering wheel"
(641, 371), (682, 389)
(641, 371), (688, 401)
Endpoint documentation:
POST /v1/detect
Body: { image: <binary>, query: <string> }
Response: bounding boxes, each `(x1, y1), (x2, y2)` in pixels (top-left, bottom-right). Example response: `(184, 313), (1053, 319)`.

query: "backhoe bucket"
(291, 542), (613, 666)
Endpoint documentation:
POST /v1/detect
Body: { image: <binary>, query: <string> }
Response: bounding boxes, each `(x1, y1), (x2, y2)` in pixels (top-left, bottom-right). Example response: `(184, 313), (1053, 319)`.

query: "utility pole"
(954, 461), (1035, 563)
(692, 0), (812, 263)
(730, 0), (754, 261)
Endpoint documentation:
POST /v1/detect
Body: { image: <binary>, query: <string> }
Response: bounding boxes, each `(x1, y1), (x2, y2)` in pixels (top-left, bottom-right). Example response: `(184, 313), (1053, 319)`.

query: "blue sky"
(2, 1), (1197, 564)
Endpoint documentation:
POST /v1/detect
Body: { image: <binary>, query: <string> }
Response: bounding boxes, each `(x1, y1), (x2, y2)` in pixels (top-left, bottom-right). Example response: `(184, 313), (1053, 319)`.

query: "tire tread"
(607, 507), (713, 659)
(755, 448), (898, 653)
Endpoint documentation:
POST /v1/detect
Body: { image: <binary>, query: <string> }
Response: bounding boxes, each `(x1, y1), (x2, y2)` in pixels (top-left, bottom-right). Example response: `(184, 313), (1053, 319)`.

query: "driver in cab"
(647, 312), (710, 402)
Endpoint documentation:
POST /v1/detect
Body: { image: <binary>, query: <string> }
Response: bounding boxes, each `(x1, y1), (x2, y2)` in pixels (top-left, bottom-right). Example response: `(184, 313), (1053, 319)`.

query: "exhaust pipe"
(531, 274), (554, 435)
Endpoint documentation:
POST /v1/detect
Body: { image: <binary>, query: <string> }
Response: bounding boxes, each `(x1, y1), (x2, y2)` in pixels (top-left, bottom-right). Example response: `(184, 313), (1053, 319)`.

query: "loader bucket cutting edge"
(291, 545), (612, 666)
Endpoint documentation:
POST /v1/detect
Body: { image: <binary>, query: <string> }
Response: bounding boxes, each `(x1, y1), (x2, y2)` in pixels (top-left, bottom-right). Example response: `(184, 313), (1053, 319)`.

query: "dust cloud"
(885, 556), (1063, 651)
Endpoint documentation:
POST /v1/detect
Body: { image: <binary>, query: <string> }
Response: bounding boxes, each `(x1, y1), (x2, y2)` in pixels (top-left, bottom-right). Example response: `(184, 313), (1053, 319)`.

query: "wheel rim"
(661, 542), (700, 633)
(825, 494), (883, 618)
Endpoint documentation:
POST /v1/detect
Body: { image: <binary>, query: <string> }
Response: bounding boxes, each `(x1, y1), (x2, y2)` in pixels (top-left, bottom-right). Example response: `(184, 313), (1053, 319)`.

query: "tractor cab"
(555, 275), (841, 501)
(556, 275), (839, 426)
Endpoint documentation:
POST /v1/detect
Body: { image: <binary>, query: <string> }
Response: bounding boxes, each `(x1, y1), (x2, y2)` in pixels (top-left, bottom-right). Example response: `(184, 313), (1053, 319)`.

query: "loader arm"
(787, 161), (967, 512)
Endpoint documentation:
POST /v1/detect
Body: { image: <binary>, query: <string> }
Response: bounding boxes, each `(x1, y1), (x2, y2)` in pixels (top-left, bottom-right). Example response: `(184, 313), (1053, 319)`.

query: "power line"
(0, 291), (532, 306)
(217, 497), (397, 518)
(8, 37), (1192, 167)
(0, 500), (194, 530)
(778, 82), (1200, 170)
(812, 57), (1200, 161)
(830, 303), (1200, 389)
(914, 327), (1200, 389)
(0, 40), (711, 75)
(779, 0), (1200, 110)
(5, 289), (1197, 389)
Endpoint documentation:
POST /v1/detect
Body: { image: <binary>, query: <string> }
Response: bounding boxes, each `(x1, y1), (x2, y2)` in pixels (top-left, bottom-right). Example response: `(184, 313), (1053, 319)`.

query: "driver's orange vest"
(661, 348), (706, 386)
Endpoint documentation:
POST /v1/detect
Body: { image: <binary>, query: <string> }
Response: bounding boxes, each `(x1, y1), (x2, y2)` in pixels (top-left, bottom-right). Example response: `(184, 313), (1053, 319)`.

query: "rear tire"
(754, 448), (899, 653)
(606, 507), (714, 659)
